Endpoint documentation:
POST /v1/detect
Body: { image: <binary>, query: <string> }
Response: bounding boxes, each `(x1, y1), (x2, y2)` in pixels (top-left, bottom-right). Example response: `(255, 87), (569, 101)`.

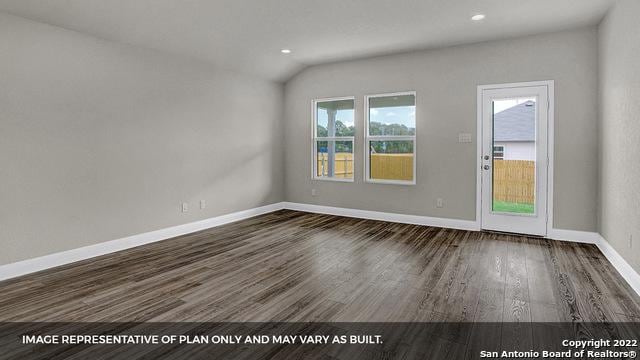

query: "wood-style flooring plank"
(0, 209), (638, 324)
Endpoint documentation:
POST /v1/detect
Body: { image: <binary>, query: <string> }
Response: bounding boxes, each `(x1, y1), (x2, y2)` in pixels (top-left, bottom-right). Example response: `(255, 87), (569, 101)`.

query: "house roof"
(494, 101), (535, 142)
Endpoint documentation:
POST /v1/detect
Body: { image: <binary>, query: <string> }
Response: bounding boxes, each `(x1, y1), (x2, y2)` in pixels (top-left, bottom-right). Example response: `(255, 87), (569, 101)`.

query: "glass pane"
(368, 141), (414, 181)
(316, 99), (355, 137)
(492, 97), (536, 214)
(493, 145), (504, 160)
(368, 94), (415, 136)
(316, 140), (353, 179)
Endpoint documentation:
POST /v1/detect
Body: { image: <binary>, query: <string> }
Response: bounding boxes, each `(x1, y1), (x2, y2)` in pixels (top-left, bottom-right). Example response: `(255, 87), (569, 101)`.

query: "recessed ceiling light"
(471, 14), (486, 21)
(281, 49), (291, 54)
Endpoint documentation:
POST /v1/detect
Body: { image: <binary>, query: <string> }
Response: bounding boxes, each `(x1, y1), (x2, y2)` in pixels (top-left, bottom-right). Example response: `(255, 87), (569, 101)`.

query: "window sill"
(312, 177), (355, 183)
(365, 179), (416, 186)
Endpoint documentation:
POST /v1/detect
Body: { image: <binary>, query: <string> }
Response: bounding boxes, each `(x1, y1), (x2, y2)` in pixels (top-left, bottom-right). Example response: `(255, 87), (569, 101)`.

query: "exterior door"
(480, 83), (551, 236)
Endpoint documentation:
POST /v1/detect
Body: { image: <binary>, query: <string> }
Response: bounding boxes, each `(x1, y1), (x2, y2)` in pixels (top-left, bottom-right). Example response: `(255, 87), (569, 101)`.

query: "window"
(493, 145), (505, 160)
(313, 97), (355, 181)
(365, 92), (416, 184)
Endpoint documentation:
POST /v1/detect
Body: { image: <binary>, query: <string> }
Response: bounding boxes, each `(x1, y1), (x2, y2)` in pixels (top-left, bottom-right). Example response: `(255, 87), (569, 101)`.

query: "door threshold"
(481, 229), (545, 238)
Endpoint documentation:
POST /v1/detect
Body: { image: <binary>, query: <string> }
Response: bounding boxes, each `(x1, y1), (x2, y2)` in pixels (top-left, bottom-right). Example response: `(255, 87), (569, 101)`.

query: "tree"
(317, 120), (355, 137)
(368, 121), (414, 136)
(368, 122), (414, 153)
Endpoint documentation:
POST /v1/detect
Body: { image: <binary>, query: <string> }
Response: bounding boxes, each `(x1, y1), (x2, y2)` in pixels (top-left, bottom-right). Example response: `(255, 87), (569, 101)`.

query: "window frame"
(493, 145), (505, 160)
(364, 91), (417, 185)
(312, 96), (356, 182)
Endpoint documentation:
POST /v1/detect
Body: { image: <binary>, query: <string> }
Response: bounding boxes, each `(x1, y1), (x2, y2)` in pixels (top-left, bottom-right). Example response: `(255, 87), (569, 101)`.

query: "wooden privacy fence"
(317, 155), (532, 202)
(317, 153), (354, 178)
(370, 153), (413, 181)
(317, 152), (414, 181)
(493, 160), (535, 204)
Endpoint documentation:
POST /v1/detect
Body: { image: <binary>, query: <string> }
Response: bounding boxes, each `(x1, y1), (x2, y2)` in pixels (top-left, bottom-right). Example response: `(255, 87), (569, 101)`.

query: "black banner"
(1, 322), (639, 359)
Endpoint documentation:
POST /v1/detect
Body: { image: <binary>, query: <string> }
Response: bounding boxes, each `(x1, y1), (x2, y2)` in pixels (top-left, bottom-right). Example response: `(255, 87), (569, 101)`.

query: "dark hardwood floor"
(1, 209), (639, 323)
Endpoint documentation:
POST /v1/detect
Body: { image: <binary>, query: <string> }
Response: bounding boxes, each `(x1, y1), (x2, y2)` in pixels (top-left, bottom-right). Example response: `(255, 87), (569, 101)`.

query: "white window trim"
(364, 91), (417, 185)
(312, 96), (356, 182)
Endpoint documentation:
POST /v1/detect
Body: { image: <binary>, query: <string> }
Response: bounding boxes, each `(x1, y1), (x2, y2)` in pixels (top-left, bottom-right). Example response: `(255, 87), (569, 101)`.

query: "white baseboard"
(0, 202), (286, 282)
(283, 203), (640, 297)
(4, 201), (640, 299)
(546, 229), (640, 297)
(1, 201), (479, 282)
(547, 228), (600, 244)
(284, 202), (640, 297)
(546, 229), (640, 296)
(281, 202), (480, 231)
(596, 235), (640, 297)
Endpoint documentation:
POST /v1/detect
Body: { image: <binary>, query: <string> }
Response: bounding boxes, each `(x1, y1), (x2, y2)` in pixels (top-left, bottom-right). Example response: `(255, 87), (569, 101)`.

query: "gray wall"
(284, 28), (599, 232)
(598, 0), (640, 271)
(0, 12), (606, 267)
(0, 13), (284, 265)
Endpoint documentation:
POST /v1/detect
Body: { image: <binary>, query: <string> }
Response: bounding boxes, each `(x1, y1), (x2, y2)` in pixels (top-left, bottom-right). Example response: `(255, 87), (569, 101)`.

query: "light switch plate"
(458, 133), (472, 143)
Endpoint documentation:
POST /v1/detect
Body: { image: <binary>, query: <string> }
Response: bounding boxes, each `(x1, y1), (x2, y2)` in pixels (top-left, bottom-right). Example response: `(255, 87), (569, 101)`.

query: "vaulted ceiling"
(0, 0), (614, 81)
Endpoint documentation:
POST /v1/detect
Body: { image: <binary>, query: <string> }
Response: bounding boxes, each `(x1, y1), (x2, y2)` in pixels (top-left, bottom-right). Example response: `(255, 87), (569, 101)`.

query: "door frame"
(475, 80), (555, 235)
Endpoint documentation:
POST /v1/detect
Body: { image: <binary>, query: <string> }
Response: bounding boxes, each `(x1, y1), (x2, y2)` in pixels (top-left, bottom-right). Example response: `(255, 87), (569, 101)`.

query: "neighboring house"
(493, 100), (535, 161)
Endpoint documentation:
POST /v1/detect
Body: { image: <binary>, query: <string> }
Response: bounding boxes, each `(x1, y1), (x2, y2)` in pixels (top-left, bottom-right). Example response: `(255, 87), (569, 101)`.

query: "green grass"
(492, 201), (534, 214)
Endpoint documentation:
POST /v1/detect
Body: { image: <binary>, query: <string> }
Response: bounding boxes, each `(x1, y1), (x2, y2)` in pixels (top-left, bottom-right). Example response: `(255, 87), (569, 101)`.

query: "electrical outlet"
(311, 189), (317, 197)
(436, 198), (444, 208)
(182, 202), (188, 213)
(200, 200), (206, 209)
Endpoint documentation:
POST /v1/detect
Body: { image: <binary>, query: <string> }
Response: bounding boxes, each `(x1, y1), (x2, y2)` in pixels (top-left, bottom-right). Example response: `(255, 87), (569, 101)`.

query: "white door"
(479, 83), (552, 236)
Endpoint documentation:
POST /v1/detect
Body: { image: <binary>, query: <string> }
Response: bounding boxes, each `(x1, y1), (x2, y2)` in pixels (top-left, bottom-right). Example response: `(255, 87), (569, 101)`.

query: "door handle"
(484, 155), (490, 160)
(483, 165), (490, 170)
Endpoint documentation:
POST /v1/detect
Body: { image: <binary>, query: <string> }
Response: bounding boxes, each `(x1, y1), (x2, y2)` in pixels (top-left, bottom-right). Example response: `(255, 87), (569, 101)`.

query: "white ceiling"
(0, 0), (615, 82)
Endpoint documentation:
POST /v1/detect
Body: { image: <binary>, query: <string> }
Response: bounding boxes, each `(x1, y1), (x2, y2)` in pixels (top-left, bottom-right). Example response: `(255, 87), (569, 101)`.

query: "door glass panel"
(492, 97), (536, 214)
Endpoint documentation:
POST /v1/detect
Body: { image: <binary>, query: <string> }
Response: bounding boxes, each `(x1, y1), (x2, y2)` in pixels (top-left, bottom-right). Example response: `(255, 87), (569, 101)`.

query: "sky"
(317, 109), (354, 128)
(317, 105), (416, 130)
(370, 106), (415, 128)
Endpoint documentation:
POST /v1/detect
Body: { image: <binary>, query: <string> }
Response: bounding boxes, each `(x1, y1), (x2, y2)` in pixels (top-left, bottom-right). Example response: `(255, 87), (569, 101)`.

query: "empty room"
(1, 0), (639, 359)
